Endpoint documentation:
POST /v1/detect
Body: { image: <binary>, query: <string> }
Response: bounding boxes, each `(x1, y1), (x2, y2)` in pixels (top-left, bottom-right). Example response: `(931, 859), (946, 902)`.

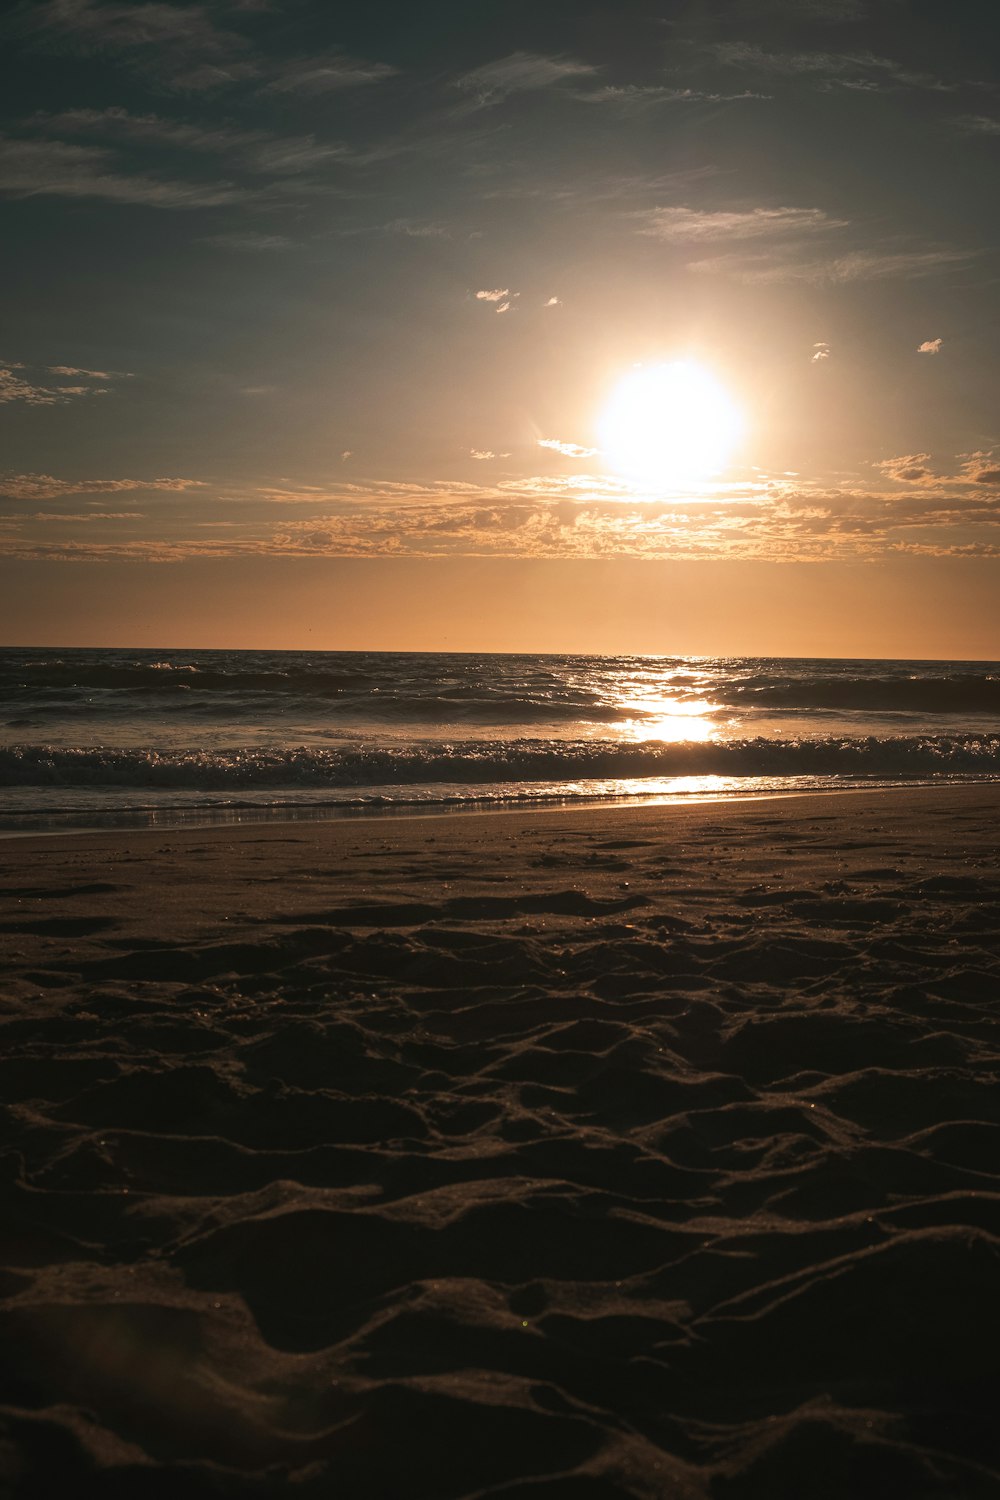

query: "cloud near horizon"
(4, 457), (999, 565)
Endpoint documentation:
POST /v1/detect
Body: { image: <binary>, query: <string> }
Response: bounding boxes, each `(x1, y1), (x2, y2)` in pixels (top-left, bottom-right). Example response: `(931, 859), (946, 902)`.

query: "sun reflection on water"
(618, 695), (720, 743)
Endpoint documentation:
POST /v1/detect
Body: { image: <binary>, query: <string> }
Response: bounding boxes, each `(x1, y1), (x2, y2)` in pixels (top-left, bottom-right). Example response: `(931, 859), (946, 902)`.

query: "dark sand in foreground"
(1, 787), (999, 1497)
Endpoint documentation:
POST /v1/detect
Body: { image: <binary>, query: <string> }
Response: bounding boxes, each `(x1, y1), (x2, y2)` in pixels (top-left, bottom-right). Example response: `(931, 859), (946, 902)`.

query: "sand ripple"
(1, 789), (999, 1495)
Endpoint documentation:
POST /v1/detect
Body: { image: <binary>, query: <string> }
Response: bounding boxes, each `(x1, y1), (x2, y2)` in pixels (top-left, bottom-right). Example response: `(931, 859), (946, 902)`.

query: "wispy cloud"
(28, 108), (353, 176)
(581, 84), (770, 108)
(205, 231), (294, 252)
(812, 342), (832, 362)
(8, 2), (395, 96)
(918, 338), (943, 354)
(0, 135), (246, 207)
(48, 363), (125, 378)
(454, 52), (595, 109)
(689, 246), (974, 284)
(538, 438), (600, 458)
(0, 358), (132, 405)
(0, 473), (202, 500)
(956, 115), (1000, 135)
(475, 288), (519, 313)
(340, 217), (450, 239)
(637, 204), (844, 242)
(7, 0), (257, 91)
(712, 42), (950, 92)
(263, 51), (397, 95)
(32, 106), (262, 151)
(29, 510), (144, 522)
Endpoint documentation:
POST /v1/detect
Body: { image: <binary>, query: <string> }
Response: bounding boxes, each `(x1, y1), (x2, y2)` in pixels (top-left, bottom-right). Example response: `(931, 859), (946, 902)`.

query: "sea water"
(1, 648), (998, 834)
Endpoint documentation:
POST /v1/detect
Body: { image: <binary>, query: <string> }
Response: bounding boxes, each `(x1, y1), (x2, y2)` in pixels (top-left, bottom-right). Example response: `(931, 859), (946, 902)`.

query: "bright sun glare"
(598, 361), (744, 488)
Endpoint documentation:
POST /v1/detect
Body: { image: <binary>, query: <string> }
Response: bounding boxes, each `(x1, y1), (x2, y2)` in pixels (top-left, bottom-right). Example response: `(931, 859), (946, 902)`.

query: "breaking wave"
(3, 735), (999, 790)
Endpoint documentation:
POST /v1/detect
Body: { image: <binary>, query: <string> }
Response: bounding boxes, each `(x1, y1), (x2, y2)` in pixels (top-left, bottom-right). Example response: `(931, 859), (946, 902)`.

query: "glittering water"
(2, 648), (998, 833)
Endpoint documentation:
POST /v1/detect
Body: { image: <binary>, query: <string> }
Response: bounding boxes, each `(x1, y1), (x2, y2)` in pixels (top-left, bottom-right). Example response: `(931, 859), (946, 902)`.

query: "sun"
(597, 360), (744, 488)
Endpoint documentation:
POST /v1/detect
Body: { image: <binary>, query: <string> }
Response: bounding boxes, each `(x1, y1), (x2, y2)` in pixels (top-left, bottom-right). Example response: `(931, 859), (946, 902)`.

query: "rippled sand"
(1, 787), (999, 1496)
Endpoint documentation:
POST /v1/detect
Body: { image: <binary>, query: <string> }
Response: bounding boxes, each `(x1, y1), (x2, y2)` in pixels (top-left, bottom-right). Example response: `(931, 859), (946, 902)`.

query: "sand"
(1, 785), (999, 1497)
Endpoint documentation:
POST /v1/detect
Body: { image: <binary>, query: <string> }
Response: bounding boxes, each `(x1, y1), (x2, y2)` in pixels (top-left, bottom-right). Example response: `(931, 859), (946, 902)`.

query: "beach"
(1, 785), (999, 1496)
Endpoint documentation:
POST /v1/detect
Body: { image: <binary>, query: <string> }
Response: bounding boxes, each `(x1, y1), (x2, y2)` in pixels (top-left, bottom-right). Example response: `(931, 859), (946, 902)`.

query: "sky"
(1, 0), (999, 655)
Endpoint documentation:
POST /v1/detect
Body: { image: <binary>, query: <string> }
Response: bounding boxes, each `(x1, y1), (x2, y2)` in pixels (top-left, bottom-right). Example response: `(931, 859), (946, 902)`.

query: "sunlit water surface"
(1, 648), (998, 834)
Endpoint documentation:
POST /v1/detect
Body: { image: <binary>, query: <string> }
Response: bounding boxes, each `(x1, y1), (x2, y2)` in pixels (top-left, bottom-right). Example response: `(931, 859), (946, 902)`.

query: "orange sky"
(3, 556), (997, 659)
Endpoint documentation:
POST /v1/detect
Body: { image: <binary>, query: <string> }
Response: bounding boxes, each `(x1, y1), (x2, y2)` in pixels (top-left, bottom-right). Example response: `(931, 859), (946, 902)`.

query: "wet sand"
(1, 786), (999, 1496)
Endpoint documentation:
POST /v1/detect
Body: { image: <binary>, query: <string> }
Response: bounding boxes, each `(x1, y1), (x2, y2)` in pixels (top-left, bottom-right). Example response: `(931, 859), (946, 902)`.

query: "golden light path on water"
(616, 695), (721, 743)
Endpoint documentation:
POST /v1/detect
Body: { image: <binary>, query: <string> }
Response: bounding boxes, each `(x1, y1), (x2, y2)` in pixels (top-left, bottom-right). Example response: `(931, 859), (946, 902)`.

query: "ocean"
(1, 648), (998, 835)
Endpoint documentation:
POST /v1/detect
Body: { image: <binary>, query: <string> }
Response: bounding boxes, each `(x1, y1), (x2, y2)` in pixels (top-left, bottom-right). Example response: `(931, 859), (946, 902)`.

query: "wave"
(5, 654), (1000, 722)
(3, 735), (999, 790)
(721, 675), (1000, 714)
(0, 656), (625, 722)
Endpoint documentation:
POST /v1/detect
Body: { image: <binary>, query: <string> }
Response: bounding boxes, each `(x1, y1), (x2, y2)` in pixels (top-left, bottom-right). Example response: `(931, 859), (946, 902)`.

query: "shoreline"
(2, 773), (996, 845)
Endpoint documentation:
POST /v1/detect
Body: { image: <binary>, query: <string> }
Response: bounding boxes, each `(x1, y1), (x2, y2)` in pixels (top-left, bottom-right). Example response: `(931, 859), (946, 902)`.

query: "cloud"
(263, 51), (397, 95)
(237, 136), (353, 174)
(0, 135), (246, 208)
(7, 0), (257, 91)
(637, 205), (845, 241)
(918, 338), (943, 354)
(0, 473), (202, 500)
(711, 42), (948, 92)
(538, 438), (600, 458)
(580, 84), (769, 107)
(543, 297), (561, 307)
(0, 360), (129, 405)
(475, 288), (519, 313)
(454, 52), (595, 108)
(372, 218), (449, 238)
(205, 231), (293, 251)
(28, 109), (353, 179)
(7, 462), (999, 565)
(32, 106), (263, 151)
(866, 450), (1000, 491)
(812, 342), (831, 361)
(29, 510), (144, 522)
(48, 364), (125, 378)
(689, 247), (974, 284)
(957, 115), (1000, 135)
(960, 452), (1000, 484)
(874, 454), (938, 484)
(0, 367), (64, 406)
(9, 2), (395, 96)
